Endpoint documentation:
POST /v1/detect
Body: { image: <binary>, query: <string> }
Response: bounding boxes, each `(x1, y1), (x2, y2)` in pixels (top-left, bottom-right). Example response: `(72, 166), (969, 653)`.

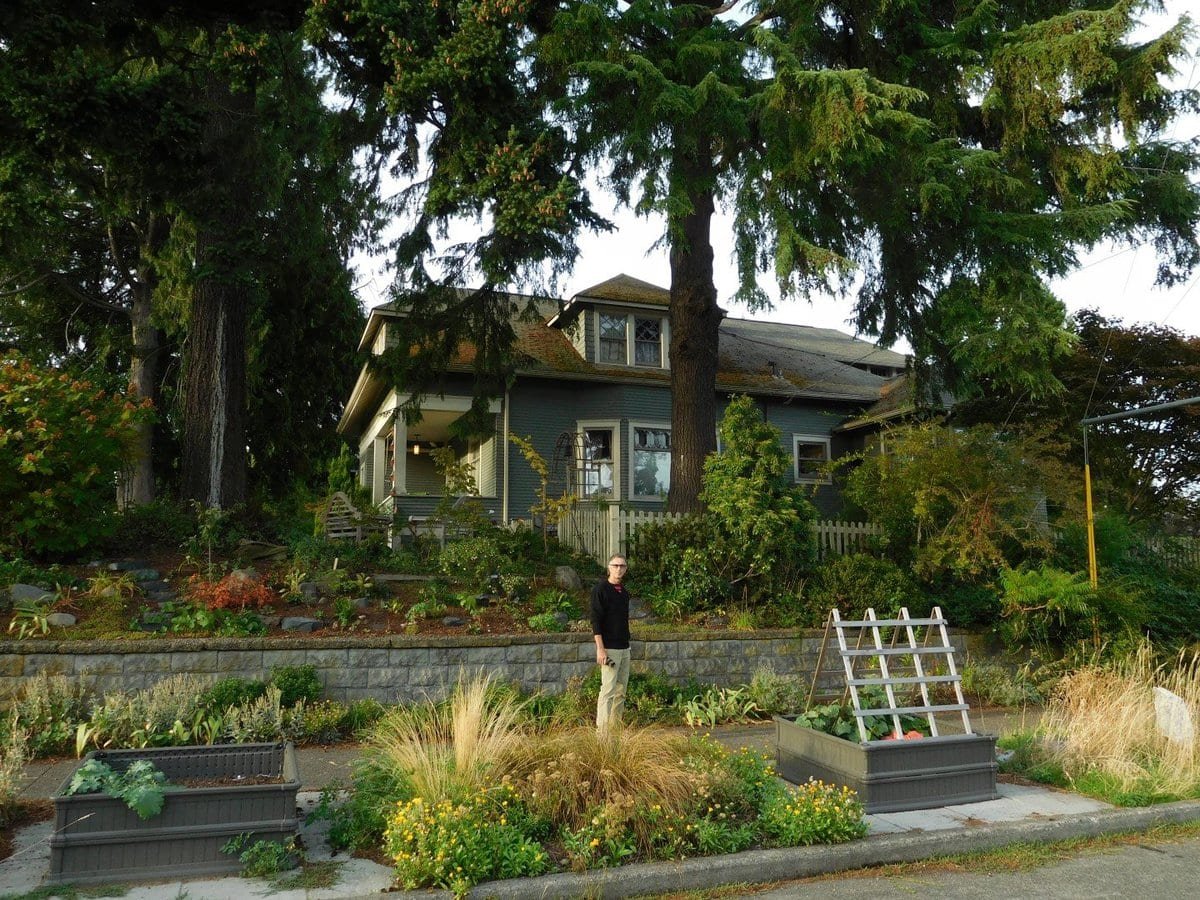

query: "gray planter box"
(774, 716), (998, 814)
(50, 742), (300, 884)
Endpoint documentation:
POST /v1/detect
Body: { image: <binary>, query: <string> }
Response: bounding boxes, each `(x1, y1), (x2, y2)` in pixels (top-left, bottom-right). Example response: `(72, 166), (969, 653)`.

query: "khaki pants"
(596, 647), (631, 733)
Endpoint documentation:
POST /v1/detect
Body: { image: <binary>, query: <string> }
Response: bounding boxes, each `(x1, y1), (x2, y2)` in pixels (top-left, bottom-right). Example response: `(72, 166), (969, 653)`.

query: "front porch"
(356, 392), (502, 544)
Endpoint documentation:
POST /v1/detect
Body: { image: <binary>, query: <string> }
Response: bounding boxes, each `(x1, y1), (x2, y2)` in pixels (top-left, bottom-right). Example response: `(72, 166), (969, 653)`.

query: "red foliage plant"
(186, 573), (275, 611)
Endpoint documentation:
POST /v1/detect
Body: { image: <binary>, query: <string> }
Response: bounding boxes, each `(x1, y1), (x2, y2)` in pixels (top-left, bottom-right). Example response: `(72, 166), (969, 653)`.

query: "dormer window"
(594, 310), (668, 368)
(599, 313), (627, 363)
(634, 317), (663, 367)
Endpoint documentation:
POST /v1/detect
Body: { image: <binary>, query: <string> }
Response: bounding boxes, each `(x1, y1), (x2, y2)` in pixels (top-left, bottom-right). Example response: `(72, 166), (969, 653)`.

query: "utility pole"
(1081, 396), (1200, 588)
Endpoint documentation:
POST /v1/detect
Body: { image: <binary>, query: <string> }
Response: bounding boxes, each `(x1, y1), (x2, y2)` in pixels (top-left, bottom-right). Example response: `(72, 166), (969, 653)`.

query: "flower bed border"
(774, 716), (998, 813)
(49, 742), (300, 884)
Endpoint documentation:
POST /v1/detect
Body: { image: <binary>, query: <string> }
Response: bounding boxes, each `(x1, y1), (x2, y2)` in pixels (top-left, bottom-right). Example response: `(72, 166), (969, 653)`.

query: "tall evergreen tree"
(1, 2), (377, 508)
(313, 0), (1199, 512)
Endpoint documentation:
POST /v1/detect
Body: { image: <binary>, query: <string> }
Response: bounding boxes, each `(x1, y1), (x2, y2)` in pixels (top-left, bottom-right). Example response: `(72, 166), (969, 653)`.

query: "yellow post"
(1084, 462), (1098, 589)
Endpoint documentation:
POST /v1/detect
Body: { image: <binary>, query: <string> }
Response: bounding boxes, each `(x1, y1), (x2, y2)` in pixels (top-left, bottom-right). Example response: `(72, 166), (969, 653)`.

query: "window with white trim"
(581, 427), (615, 498)
(634, 317), (663, 367)
(598, 314), (627, 364)
(632, 426), (671, 498)
(793, 435), (832, 484)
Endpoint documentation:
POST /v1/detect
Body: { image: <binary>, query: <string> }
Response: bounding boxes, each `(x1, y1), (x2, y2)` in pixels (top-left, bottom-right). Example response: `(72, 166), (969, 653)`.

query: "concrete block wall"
(0, 630), (979, 705)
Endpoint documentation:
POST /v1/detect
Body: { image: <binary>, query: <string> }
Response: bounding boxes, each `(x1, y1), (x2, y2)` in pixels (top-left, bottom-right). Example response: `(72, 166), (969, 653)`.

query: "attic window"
(599, 314), (626, 363)
(634, 317), (662, 366)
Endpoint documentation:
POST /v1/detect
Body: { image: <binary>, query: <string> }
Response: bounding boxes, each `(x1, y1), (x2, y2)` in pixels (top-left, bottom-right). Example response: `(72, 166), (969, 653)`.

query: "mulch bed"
(15, 550), (593, 641)
(0, 800), (54, 863)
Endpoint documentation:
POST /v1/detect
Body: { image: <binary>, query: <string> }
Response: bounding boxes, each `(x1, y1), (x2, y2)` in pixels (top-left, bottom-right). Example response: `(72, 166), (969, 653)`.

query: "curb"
(396, 799), (1200, 900)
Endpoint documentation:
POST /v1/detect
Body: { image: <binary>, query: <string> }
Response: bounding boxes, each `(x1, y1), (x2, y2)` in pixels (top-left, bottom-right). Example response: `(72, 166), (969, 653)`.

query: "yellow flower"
(589, 838), (600, 848)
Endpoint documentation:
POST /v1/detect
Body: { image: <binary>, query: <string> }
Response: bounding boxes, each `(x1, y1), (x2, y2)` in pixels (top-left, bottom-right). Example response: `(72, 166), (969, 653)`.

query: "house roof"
(339, 276), (909, 437)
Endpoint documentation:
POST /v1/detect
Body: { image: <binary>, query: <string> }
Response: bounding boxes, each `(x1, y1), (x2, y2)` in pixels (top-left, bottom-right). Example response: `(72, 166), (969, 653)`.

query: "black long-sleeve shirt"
(590, 580), (630, 650)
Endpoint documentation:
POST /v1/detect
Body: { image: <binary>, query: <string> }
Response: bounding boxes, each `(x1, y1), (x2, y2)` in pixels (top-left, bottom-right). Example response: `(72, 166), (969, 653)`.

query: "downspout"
(502, 388), (511, 524)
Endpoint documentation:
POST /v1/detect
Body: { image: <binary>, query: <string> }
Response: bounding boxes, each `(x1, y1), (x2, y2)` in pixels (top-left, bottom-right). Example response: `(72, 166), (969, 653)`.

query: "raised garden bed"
(50, 742), (300, 884)
(775, 716), (998, 814)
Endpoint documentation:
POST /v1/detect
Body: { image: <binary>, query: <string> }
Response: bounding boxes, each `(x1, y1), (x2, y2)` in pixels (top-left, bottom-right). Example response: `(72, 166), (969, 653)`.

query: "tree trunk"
(180, 62), (253, 508)
(117, 212), (167, 509)
(666, 183), (723, 514)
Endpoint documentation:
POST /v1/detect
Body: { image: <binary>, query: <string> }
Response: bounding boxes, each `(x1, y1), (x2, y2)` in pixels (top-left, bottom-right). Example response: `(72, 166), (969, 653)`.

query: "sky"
(351, 1), (1199, 351)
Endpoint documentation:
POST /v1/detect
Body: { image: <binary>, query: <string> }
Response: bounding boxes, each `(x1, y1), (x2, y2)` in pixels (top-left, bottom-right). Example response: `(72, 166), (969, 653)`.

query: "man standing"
(591, 553), (631, 733)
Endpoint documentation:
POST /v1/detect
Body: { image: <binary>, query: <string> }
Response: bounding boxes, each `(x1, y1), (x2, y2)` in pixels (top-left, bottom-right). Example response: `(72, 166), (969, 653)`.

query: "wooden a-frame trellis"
(808, 606), (975, 743)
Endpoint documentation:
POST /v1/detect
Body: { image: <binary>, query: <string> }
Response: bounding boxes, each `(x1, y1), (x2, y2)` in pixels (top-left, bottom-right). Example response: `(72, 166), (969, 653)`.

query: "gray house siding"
(503, 378), (862, 521)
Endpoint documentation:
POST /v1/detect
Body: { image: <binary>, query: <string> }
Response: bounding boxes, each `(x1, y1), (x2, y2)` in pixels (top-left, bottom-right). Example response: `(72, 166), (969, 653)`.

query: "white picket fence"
(557, 504), (881, 565)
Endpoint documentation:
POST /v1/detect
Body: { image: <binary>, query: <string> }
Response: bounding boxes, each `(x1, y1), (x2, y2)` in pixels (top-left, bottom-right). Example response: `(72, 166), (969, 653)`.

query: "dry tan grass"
(504, 725), (705, 846)
(366, 674), (527, 803)
(1041, 643), (1200, 794)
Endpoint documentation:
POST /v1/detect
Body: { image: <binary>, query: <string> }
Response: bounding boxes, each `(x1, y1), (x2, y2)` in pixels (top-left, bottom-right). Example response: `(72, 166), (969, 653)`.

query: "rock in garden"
(46, 612), (76, 627)
(352, 596), (371, 609)
(236, 539), (288, 562)
(127, 568), (160, 583)
(139, 579), (170, 594)
(552, 611), (571, 628)
(281, 616), (322, 633)
(257, 614), (282, 628)
(299, 582), (320, 600)
(1153, 686), (1195, 745)
(108, 560), (151, 572)
(147, 591), (175, 604)
(474, 594), (492, 607)
(442, 616), (466, 627)
(10, 584), (53, 605)
(229, 568), (258, 583)
(554, 565), (583, 592)
(628, 596), (653, 620)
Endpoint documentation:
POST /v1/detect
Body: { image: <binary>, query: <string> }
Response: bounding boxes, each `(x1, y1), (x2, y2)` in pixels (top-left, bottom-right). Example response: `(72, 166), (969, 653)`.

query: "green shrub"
(0, 722), (28, 827)
(999, 564), (1144, 650)
(84, 674), (212, 750)
(804, 554), (920, 626)
(630, 396), (816, 611)
(3, 673), (92, 757)
(313, 756), (412, 853)
(201, 677), (267, 714)
(269, 664), (323, 708)
(385, 783), (549, 894)
(104, 500), (195, 554)
(439, 535), (507, 588)
(0, 354), (153, 555)
(527, 611), (566, 633)
(759, 779), (867, 846)
(923, 575), (1000, 627)
(294, 700), (351, 744)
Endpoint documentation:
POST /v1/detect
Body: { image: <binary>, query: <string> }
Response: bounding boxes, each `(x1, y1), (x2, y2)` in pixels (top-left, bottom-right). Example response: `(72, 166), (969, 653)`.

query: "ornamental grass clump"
(367, 674), (526, 805)
(1038, 643), (1200, 801)
(505, 725), (702, 852)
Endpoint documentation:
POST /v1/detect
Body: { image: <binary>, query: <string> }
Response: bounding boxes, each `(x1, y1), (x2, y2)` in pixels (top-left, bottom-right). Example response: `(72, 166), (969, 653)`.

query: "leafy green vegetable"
(64, 758), (168, 819)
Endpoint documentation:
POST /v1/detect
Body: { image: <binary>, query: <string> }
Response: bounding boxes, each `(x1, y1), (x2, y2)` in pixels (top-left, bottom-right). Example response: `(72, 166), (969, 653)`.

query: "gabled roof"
(339, 276), (910, 436)
(574, 273), (671, 306)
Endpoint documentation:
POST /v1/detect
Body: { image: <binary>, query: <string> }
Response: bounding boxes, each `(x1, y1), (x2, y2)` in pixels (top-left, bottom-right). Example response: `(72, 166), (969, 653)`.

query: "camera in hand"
(604, 657), (616, 667)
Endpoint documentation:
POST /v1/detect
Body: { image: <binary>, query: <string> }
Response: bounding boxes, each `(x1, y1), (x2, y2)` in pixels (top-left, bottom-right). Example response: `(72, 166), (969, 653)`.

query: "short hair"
(607, 554), (626, 565)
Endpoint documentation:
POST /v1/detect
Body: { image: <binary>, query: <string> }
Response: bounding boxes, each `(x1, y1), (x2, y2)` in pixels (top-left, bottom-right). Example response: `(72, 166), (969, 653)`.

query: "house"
(337, 274), (907, 532)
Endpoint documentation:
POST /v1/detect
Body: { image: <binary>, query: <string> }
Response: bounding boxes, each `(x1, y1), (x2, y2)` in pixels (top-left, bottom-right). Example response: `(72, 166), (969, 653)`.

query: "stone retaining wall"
(0, 630), (987, 703)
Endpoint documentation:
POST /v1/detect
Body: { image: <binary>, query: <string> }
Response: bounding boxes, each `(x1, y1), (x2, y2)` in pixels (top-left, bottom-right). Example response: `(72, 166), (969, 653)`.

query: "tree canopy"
(0, 1), (378, 506)
(313, 0), (1200, 512)
(958, 309), (1200, 524)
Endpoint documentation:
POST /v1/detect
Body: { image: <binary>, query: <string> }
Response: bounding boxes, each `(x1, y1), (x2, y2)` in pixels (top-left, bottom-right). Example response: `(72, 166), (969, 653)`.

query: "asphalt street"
(738, 832), (1200, 899)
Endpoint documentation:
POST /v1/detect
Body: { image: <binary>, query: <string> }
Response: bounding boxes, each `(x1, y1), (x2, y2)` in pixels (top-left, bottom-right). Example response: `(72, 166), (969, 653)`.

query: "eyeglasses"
(609, 563), (627, 568)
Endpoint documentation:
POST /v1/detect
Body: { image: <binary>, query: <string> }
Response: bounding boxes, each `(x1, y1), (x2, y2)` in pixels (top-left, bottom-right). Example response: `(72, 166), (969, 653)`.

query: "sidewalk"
(10, 710), (1183, 900)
